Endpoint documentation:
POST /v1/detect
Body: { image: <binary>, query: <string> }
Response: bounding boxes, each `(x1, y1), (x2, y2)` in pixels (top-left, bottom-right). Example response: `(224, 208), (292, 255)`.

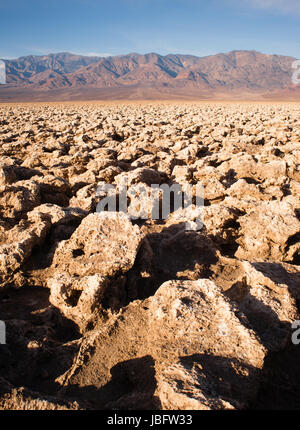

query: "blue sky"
(0, 0), (299, 59)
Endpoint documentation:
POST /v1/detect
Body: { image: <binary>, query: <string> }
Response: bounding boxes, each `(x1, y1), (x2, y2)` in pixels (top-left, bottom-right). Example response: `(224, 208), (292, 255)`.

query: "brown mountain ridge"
(1, 50), (299, 101)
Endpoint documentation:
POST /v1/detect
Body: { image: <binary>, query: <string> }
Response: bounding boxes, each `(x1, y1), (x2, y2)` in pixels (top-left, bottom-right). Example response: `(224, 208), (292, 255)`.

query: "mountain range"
(0, 50), (299, 101)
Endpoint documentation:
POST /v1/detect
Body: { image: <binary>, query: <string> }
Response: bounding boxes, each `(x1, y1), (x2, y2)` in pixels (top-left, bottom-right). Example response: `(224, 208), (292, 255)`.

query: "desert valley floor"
(0, 101), (299, 410)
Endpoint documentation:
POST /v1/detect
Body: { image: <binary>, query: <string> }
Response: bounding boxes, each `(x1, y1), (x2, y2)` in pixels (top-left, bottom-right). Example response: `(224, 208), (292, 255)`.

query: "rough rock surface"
(48, 212), (143, 328)
(0, 102), (299, 410)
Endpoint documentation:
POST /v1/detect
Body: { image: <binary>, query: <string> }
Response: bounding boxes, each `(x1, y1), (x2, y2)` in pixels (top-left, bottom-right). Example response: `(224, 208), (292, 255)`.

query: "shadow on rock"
(60, 355), (161, 410)
(225, 286), (291, 352)
(0, 287), (81, 397)
(179, 353), (262, 408)
(125, 222), (219, 303)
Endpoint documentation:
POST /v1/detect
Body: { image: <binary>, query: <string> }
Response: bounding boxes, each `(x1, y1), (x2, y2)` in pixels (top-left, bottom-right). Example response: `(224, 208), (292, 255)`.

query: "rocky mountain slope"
(0, 102), (299, 409)
(1, 51), (299, 101)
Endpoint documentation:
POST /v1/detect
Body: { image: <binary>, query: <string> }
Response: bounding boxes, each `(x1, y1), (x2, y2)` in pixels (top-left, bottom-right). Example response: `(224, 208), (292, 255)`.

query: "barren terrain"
(1, 51), (300, 102)
(0, 101), (299, 410)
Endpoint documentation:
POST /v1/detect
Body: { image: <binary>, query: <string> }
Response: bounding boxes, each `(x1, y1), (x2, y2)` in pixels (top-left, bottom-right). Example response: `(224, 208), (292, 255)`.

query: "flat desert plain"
(0, 101), (299, 410)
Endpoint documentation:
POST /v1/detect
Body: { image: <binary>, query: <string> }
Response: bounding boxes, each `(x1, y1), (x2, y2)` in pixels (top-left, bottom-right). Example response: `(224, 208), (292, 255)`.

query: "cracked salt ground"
(0, 102), (299, 409)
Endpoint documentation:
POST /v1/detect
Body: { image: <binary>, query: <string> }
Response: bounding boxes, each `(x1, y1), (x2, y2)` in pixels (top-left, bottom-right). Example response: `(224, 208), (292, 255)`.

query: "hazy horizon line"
(1, 48), (299, 62)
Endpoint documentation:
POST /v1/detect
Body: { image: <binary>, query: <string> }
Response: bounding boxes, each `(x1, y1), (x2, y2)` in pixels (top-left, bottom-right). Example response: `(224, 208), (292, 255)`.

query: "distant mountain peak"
(1, 50), (299, 101)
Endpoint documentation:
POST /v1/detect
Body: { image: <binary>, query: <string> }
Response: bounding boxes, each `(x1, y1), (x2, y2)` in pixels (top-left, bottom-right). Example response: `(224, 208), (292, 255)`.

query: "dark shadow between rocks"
(225, 285), (291, 352)
(223, 261), (300, 409)
(179, 353), (261, 409)
(0, 287), (81, 397)
(251, 262), (300, 298)
(220, 168), (237, 188)
(252, 342), (300, 410)
(284, 233), (300, 265)
(125, 222), (219, 303)
(24, 218), (83, 272)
